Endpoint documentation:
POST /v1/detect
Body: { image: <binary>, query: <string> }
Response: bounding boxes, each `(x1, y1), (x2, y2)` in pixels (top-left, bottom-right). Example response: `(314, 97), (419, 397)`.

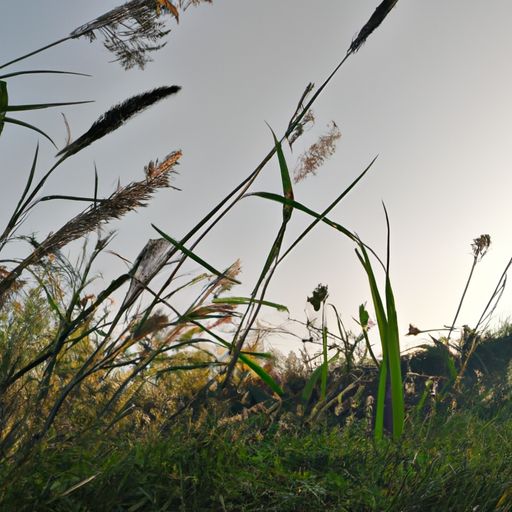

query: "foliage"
(4, 1), (512, 510)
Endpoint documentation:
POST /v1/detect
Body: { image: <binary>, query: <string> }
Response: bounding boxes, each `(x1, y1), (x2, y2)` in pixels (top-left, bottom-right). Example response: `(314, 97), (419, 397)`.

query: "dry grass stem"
(293, 121), (341, 183)
(57, 86), (181, 159)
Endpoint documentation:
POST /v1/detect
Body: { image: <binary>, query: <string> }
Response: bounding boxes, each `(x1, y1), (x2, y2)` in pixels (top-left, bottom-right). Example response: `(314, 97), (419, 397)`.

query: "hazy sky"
(2, 1), (512, 355)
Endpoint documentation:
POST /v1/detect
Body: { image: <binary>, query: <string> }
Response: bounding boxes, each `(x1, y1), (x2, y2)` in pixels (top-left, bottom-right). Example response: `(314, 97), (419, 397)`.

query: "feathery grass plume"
(56, 86), (181, 159)
(145, 150), (182, 179)
(42, 154), (180, 252)
(70, 0), (176, 70)
(0, 152), (180, 303)
(349, 0), (399, 53)
(293, 121), (341, 183)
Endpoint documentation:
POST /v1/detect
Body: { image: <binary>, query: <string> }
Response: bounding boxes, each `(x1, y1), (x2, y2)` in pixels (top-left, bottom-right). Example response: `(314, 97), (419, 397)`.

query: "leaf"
(320, 325), (328, 400)
(302, 353), (339, 404)
(239, 353), (283, 396)
(359, 303), (369, 329)
(269, 126), (294, 223)
(355, 244), (389, 442)
(10, 144), (39, 224)
(152, 224), (241, 284)
(5, 99), (92, 112)
(3, 116), (56, 147)
(383, 204), (404, 440)
(250, 191), (357, 242)
(302, 364), (323, 403)
(212, 296), (288, 312)
(0, 80), (7, 136)
(0, 69), (90, 80)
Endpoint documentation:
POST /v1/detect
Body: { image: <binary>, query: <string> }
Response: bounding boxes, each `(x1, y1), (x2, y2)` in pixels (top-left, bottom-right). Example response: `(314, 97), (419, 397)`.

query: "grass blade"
(5, 100), (92, 112)
(250, 192), (358, 243)
(239, 353), (284, 396)
(3, 116), (56, 147)
(383, 205), (404, 440)
(269, 126), (294, 224)
(355, 244), (389, 441)
(152, 224), (241, 284)
(212, 296), (288, 312)
(0, 81), (7, 136)
(321, 324), (328, 400)
(0, 70), (90, 79)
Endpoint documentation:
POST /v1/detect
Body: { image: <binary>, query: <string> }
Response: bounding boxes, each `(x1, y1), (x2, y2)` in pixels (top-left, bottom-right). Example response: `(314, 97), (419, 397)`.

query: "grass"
(2, 1), (512, 510)
(2, 407), (512, 511)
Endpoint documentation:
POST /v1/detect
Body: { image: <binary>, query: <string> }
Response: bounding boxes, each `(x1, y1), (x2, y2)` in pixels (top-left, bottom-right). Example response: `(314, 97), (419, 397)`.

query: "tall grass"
(0, 2), (423, 507)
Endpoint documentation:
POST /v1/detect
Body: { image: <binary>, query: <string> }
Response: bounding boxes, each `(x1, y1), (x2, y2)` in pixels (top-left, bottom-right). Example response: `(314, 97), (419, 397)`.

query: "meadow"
(1, 1), (512, 510)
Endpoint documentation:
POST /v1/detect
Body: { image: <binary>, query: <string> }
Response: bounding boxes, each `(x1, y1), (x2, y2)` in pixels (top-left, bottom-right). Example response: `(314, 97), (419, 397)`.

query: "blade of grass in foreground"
(221, 130), (294, 387)
(152, 224), (241, 285)
(355, 208), (404, 441)
(0, 81), (7, 136)
(382, 204), (404, 439)
(356, 244), (389, 441)
(212, 296), (288, 312)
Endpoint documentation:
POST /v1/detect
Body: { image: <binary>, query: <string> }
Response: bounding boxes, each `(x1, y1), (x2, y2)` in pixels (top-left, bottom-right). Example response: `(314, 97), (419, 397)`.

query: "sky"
(2, 1), (512, 356)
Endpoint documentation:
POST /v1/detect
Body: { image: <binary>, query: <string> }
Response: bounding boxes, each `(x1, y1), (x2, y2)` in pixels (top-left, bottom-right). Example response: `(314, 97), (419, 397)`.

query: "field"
(1, 1), (512, 510)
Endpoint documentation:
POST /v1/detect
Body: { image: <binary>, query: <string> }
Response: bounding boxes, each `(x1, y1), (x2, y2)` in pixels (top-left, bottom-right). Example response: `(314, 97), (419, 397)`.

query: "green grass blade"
(250, 192), (357, 242)
(383, 204), (404, 439)
(374, 359), (387, 441)
(385, 274), (404, 439)
(3, 116), (56, 147)
(0, 81), (7, 136)
(5, 100), (92, 112)
(359, 303), (380, 368)
(152, 224), (241, 284)
(269, 126), (294, 224)
(355, 244), (389, 441)
(238, 353), (284, 396)
(212, 296), (288, 312)
(302, 353), (339, 404)
(321, 324), (328, 400)
(355, 246), (388, 352)
(12, 144), (38, 218)
(0, 70), (90, 79)
(179, 315), (283, 396)
(302, 364), (323, 404)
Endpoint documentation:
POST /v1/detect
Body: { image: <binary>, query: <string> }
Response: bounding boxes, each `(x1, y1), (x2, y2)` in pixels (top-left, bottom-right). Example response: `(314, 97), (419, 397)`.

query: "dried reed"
(0, 152), (181, 303)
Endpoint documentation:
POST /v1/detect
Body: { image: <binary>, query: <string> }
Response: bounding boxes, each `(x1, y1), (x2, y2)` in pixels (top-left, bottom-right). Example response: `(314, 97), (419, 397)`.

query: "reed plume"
(70, 1), (212, 69)
(0, 152), (181, 303)
(56, 86), (181, 159)
(349, 0), (399, 53)
(70, 0), (175, 70)
(293, 121), (341, 183)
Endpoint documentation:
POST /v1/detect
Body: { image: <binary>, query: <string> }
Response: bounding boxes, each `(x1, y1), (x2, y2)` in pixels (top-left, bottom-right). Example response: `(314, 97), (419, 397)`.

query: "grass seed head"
(349, 0), (399, 53)
(56, 86), (181, 159)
